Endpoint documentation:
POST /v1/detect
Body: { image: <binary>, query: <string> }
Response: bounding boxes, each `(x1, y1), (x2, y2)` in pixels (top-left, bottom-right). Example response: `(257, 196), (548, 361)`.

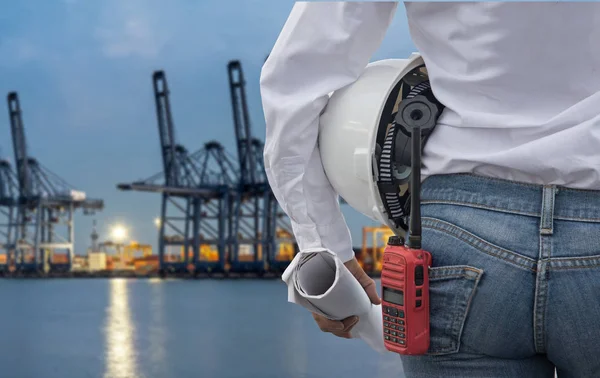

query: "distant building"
(88, 252), (107, 272)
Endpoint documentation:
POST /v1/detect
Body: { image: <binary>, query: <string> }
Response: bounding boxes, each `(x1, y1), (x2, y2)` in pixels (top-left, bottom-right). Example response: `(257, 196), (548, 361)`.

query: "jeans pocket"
(426, 265), (483, 356)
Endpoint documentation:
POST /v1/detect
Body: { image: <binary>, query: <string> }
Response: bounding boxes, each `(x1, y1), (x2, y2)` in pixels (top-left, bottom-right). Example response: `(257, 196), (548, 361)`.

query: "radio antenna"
(407, 118), (422, 249)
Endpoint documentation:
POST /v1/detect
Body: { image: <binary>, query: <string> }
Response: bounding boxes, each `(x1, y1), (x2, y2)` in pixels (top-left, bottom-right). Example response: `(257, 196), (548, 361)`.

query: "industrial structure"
(0, 63), (388, 279)
(0, 158), (17, 274)
(118, 60), (296, 277)
(117, 71), (239, 276)
(4, 92), (104, 275)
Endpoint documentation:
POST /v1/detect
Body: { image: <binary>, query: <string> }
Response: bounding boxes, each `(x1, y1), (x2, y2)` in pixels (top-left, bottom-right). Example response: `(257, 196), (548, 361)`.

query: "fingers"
(327, 316), (359, 339)
(344, 258), (382, 305)
(312, 312), (344, 332)
(339, 315), (360, 332)
(313, 313), (360, 339)
(362, 278), (382, 305)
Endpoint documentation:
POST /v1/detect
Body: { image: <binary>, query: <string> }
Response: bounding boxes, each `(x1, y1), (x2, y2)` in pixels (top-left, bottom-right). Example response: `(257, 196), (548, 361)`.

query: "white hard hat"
(318, 53), (442, 235)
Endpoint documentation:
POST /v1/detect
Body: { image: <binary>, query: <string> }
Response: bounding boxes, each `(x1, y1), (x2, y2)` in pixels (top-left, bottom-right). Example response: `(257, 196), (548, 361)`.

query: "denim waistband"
(421, 173), (600, 222)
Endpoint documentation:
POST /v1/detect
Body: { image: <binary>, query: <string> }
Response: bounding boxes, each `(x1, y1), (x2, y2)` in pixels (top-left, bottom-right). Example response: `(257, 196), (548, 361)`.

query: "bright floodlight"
(111, 225), (127, 242)
(154, 217), (161, 227)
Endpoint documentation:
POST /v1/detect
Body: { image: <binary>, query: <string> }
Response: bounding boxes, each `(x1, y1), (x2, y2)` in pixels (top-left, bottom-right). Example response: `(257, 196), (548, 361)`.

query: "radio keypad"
(383, 305), (406, 346)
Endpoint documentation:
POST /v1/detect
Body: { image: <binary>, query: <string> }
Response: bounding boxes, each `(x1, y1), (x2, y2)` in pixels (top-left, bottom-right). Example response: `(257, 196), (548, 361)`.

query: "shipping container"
(51, 254), (69, 264)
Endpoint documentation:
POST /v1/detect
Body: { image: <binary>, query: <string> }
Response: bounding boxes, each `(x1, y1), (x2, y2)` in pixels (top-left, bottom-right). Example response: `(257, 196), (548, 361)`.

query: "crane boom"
(153, 71), (180, 187)
(228, 60), (256, 187)
(7, 92), (31, 198)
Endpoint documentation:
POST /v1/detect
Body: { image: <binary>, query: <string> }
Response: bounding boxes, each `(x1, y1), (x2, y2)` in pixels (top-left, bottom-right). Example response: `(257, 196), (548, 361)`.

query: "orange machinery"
(180, 244), (219, 262)
(179, 243), (221, 272)
(123, 242), (152, 262)
(50, 253), (69, 264)
(275, 229), (295, 262)
(99, 241), (153, 271)
(359, 225), (395, 274)
(133, 255), (159, 274)
(125, 242), (156, 273)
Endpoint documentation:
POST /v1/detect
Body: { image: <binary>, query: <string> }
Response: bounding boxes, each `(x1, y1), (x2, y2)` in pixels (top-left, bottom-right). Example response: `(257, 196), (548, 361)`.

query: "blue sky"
(0, 1), (418, 255)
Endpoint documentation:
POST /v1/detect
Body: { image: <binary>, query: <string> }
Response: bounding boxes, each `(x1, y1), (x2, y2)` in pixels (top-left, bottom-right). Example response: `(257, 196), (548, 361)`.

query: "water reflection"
(104, 278), (139, 378)
(149, 280), (166, 374)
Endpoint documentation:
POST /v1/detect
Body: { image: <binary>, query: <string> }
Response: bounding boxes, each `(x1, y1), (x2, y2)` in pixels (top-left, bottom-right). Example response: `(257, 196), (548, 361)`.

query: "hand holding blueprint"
(281, 248), (388, 354)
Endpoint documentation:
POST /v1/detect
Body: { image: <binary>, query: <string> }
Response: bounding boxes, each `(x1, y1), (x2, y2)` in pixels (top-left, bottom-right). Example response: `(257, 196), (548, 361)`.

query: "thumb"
(362, 278), (382, 305)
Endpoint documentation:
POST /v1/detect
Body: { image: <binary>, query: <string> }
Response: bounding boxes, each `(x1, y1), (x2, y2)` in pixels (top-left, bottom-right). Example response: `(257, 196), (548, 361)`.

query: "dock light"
(111, 224), (128, 242)
(154, 217), (161, 228)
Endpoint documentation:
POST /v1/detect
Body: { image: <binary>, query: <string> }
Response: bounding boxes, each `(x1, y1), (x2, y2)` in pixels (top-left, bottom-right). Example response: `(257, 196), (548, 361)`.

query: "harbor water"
(0, 278), (405, 378)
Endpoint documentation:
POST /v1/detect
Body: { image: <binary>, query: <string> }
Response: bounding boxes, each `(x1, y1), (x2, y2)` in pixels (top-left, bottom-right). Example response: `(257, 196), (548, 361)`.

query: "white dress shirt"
(260, 2), (600, 262)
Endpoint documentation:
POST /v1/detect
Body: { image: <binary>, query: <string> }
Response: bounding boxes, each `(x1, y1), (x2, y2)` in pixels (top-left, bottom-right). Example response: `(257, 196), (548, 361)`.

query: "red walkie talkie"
(381, 111), (431, 356)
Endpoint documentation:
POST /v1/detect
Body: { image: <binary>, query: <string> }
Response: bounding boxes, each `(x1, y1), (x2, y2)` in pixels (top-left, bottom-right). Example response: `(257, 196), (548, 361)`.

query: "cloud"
(0, 37), (41, 65)
(93, 0), (168, 59)
(95, 18), (160, 59)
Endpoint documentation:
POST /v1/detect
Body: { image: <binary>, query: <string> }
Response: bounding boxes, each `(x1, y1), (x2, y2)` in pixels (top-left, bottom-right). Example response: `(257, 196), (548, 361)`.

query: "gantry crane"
(0, 158), (17, 273)
(227, 60), (296, 273)
(117, 71), (238, 276)
(7, 92), (104, 274)
(187, 141), (238, 274)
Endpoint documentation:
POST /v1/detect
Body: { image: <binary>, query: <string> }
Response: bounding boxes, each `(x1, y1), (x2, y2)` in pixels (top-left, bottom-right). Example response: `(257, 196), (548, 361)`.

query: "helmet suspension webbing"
(375, 72), (444, 232)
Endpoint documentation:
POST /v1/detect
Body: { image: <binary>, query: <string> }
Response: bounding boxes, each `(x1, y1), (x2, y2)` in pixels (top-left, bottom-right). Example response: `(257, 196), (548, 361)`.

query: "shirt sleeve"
(260, 2), (398, 262)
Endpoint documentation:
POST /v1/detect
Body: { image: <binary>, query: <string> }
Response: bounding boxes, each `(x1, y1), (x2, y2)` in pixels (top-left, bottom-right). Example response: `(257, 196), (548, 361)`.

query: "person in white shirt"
(260, 2), (600, 377)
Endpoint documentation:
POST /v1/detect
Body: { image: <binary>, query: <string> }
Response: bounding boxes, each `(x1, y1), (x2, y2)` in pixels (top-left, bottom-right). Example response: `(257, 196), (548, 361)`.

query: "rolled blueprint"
(281, 248), (387, 354)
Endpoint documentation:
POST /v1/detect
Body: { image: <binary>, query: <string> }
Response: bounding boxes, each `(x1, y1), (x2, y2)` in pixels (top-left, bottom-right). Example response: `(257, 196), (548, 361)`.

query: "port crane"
(117, 71), (238, 276)
(7, 92), (104, 274)
(117, 61), (297, 277)
(227, 60), (296, 273)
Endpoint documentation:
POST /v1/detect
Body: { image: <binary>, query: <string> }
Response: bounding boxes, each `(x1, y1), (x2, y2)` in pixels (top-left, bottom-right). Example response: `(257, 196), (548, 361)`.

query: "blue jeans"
(399, 173), (600, 378)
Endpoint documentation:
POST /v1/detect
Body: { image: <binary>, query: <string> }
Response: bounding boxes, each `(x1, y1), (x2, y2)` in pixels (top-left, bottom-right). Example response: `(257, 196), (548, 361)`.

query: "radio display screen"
(383, 287), (404, 306)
